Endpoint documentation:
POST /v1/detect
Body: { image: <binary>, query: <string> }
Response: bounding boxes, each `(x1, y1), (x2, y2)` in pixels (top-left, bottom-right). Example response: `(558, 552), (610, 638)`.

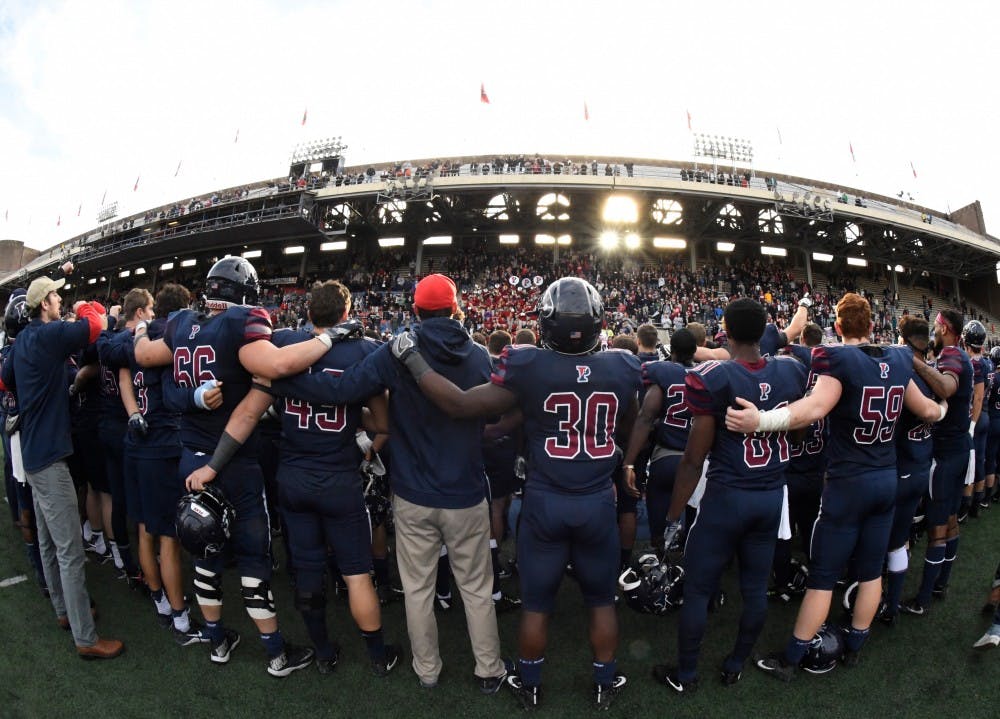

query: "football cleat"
(372, 644), (401, 677)
(931, 584), (948, 600)
(478, 662), (509, 695)
(593, 674), (627, 710)
(506, 674), (542, 710)
(900, 598), (928, 616)
(720, 668), (742, 686)
(755, 653), (797, 682)
(210, 629), (240, 664)
(267, 643), (314, 678)
(651, 664), (697, 694)
(174, 620), (212, 647)
(494, 593), (522, 614)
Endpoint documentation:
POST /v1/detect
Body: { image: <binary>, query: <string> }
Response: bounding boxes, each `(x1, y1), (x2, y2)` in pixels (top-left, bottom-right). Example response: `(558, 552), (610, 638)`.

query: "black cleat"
(755, 652), (796, 682)
(494, 593), (522, 614)
(931, 584), (948, 601)
(210, 629), (240, 664)
(841, 649), (860, 667)
(267, 643), (314, 677)
(372, 644), (401, 677)
(652, 664), (697, 694)
(506, 674), (542, 710)
(478, 662), (509, 695)
(593, 674), (627, 710)
(900, 598), (928, 616)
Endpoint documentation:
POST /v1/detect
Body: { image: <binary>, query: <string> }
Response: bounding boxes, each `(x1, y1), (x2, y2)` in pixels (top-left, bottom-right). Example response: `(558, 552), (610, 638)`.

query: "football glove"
(323, 319), (364, 343)
(798, 293), (813, 309)
(128, 411), (148, 437)
(663, 517), (682, 549)
(391, 331), (432, 381)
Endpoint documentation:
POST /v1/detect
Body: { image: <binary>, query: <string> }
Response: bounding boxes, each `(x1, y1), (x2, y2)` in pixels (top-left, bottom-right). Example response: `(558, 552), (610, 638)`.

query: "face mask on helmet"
(204, 257), (260, 310)
(175, 484), (235, 559)
(618, 553), (684, 615)
(538, 278), (604, 355)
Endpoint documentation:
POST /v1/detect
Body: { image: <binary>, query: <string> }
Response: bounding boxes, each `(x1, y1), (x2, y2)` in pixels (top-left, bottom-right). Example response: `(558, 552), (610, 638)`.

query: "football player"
(185, 280), (400, 676)
(727, 293), (945, 677)
(962, 320), (990, 518)
(902, 308), (973, 615)
(621, 328), (697, 556)
(134, 257), (329, 675)
(694, 294), (812, 361)
(651, 299), (809, 693)
(390, 277), (641, 710)
(984, 345), (1000, 505)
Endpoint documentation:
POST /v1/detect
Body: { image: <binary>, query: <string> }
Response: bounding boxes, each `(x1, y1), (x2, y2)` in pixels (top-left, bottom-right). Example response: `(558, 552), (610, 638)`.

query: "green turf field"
(2, 504), (999, 719)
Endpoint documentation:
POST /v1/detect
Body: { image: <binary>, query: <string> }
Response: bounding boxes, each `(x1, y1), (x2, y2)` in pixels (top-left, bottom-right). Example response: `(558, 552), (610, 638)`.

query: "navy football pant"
(890, 464), (931, 550)
(678, 482), (781, 682)
(926, 449), (970, 526)
(985, 418), (1000, 476)
(98, 423), (130, 543)
(180, 450), (271, 582)
(517, 486), (618, 612)
(808, 470), (896, 590)
(646, 454), (680, 542)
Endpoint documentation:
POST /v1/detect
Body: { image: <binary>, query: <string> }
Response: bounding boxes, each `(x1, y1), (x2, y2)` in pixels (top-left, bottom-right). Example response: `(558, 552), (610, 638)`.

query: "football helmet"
(990, 346), (1000, 366)
(205, 257), (259, 309)
(799, 623), (845, 674)
(175, 484), (235, 559)
(361, 458), (392, 527)
(537, 277), (604, 355)
(962, 319), (987, 350)
(618, 553), (684, 615)
(4, 291), (29, 340)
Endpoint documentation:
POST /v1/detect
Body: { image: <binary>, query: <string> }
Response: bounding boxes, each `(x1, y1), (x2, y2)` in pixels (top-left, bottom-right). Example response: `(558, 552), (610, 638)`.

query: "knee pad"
(886, 546), (908, 574)
(193, 566), (223, 606)
(294, 588), (326, 612)
(241, 576), (276, 621)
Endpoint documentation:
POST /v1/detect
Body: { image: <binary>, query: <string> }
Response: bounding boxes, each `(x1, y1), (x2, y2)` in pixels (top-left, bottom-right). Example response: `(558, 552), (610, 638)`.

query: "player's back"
(930, 345), (973, 451)
(811, 343), (912, 478)
(641, 359), (691, 452)
(272, 328), (379, 471)
(686, 356), (808, 490)
(165, 306), (269, 454)
(492, 346), (641, 494)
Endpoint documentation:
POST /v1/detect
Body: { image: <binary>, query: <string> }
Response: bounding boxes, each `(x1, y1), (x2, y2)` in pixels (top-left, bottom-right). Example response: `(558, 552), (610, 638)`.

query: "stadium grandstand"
(1, 151), (998, 342)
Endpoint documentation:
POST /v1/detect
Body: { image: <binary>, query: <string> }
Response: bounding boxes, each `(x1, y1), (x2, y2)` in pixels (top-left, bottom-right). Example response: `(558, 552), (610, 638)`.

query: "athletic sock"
(518, 656), (545, 687)
(118, 543), (138, 574)
(844, 626), (870, 652)
(783, 635), (813, 665)
(24, 542), (44, 585)
(916, 544), (946, 605)
(203, 619), (223, 643)
(592, 658), (617, 686)
(300, 608), (334, 659)
(361, 627), (386, 662)
(151, 588), (171, 615)
(82, 519), (93, 543)
(90, 530), (106, 555)
(109, 540), (124, 570)
(259, 630), (285, 658)
(884, 569), (906, 614)
(490, 539), (501, 595)
(935, 537), (959, 588)
(974, 490), (985, 506)
(172, 607), (191, 633)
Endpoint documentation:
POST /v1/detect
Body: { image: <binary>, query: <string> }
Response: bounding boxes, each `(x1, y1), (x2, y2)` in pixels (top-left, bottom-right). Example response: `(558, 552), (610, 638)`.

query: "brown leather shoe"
(57, 602), (99, 631)
(77, 638), (124, 660)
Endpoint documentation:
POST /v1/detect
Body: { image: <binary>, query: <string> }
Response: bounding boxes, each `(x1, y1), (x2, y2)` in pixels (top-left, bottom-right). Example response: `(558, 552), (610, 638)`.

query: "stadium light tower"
(289, 136), (348, 177)
(693, 132), (754, 178)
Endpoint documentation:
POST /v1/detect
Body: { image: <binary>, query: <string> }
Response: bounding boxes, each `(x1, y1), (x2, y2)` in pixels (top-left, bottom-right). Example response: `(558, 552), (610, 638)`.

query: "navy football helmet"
(175, 484), (235, 559)
(537, 277), (604, 354)
(361, 458), (392, 527)
(799, 624), (845, 674)
(618, 554), (684, 615)
(4, 291), (29, 341)
(962, 319), (987, 350)
(991, 346), (1000, 366)
(205, 257), (259, 309)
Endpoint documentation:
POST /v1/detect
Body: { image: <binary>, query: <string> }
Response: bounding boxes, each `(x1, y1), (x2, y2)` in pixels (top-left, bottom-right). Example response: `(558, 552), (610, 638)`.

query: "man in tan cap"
(1, 275), (124, 659)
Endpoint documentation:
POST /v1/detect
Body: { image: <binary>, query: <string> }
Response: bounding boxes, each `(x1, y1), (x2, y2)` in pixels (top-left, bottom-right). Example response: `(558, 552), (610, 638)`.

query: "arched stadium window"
(716, 203), (742, 231)
(758, 208), (783, 234)
(378, 200), (406, 224)
(424, 201), (442, 224)
(807, 220), (828, 240)
(486, 193), (518, 221)
(845, 222), (863, 246)
(537, 193), (570, 221)
(324, 203), (352, 231)
(652, 198), (682, 225)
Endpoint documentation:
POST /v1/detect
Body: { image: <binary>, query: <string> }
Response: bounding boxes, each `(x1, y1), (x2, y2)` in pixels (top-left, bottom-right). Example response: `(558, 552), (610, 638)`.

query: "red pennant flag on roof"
(849, 142), (856, 163)
(584, 101), (589, 121)
(910, 161), (917, 179)
(686, 109), (692, 131)
(175, 160), (182, 177)
(77, 203), (81, 217)
(301, 108), (308, 126)
(134, 175), (140, 191)
(57, 215), (61, 227)
(480, 82), (490, 104)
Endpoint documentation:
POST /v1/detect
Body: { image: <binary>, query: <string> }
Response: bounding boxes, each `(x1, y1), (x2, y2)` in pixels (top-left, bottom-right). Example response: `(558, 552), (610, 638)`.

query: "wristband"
(624, 464), (635, 470)
(939, 403), (948, 422)
(193, 379), (220, 410)
(207, 431), (244, 474)
(757, 406), (791, 433)
(316, 333), (333, 349)
(404, 352), (432, 382)
(132, 321), (149, 347)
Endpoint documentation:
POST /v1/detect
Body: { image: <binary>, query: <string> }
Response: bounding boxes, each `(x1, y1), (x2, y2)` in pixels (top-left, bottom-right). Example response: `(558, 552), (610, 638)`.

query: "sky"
(1, 0), (998, 251)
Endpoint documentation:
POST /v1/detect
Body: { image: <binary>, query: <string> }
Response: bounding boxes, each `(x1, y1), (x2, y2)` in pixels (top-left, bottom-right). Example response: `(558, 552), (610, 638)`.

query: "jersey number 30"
(543, 391), (619, 460)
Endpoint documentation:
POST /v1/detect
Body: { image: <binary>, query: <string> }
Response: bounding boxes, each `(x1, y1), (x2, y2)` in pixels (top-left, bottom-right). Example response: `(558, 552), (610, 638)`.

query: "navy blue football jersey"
(96, 328), (130, 424)
(641, 359), (691, 451)
(931, 345), (973, 452)
(988, 356), (1000, 420)
(482, 355), (519, 479)
(125, 318), (181, 458)
(164, 306), (272, 455)
(810, 344), (913, 479)
(685, 356), (808, 490)
(760, 323), (788, 358)
(491, 346), (642, 494)
(783, 343), (828, 476)
(897, 373), (934, 473)
(0, 344), (17, 416)
(270, 328), (379, 472)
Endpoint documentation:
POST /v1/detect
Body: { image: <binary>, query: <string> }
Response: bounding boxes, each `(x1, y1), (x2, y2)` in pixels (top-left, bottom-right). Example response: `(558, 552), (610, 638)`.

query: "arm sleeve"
(684, 370), (719, 416)
(937, 346), (964, 379)
(98, 331), (132, 369)
(161, 369), (199, 413)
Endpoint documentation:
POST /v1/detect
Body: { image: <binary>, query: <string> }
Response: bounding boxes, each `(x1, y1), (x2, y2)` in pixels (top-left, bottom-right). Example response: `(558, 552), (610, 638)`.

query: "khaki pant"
(393, 496), (503, 684)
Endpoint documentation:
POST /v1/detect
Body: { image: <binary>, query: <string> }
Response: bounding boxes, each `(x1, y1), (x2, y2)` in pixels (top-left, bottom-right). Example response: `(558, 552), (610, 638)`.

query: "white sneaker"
(973, 629), (1000, 649)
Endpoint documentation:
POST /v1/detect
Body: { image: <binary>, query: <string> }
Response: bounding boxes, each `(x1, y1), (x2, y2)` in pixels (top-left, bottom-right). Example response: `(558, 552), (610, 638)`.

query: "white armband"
(315, 333), (333, 349)
(757, 406), (791, 433)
